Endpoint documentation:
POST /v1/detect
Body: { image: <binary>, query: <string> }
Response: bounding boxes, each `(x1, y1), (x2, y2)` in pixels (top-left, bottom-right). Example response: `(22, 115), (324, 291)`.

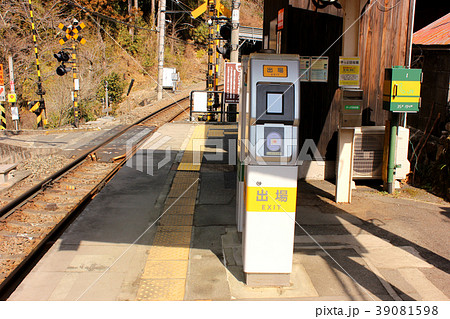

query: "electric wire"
(68, 0), (199, 122)
(252, 0), (381, 125)
(59, 0), (208, 48)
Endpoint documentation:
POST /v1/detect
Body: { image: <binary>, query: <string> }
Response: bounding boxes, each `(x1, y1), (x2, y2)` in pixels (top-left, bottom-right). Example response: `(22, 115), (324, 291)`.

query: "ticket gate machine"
(237, 54), (300, 286)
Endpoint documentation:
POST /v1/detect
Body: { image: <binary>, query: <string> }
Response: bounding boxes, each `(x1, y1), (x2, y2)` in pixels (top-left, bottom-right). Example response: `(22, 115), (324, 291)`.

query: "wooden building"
(263, 0), (415, 177)
(409, 13), (450, 135)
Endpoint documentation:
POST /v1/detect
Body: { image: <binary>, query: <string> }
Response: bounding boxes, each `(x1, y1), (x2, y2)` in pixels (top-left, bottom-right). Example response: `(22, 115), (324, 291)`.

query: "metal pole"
(230, 0), (240, 62)
(405, 0), (417, 68)
(8, 56), (18, 131)
(157, 0), (166, 101)
(214, 2), (220, 91)
(387, 113), (399, 194)
(0, 64), (5, 130)
(28, 0), (46, 128)
(403, 0), (417, 127)
(72, 44), (79, 127)
(228, 0), (240, 122)
(206, 0), (215, 121)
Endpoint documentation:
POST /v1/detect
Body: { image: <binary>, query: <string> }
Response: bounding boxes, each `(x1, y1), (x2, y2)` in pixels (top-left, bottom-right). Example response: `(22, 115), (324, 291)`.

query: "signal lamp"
(56, 64), (71, 76)
(54, 51), (70, 62)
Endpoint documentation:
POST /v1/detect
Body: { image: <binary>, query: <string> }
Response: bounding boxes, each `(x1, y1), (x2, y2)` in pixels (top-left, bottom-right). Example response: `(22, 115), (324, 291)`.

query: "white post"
(228, 0), (240, 122)
(157, 0), (166, 101)
(105, 80), (109, 116)
(8, 55), (19, 130)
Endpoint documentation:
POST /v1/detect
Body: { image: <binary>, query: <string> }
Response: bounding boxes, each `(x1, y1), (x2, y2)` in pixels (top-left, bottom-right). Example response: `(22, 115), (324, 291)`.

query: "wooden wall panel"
(359, 0), (412, 126)
(263, 0), (412, 161)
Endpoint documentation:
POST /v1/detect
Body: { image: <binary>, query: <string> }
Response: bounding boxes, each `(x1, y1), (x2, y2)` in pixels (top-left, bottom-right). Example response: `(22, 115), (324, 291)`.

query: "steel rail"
(0, 95), (190, 219)
(0, 97), (191, 299)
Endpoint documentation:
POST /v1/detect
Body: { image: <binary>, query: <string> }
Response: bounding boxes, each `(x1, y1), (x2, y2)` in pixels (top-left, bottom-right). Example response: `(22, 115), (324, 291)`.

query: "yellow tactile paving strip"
(137, 279), (186, 301)
(136, 125), (213, 301)
(178, 125), (207, 171)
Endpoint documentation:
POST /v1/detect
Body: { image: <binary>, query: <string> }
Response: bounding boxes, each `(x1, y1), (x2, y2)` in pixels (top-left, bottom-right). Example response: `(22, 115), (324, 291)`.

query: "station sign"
(339, 57), (360, 88)
(310, 56), (328, 82)
(246, 186), (297, 212)
(277, 8), (284, 30)
(224, 62), (241, 103)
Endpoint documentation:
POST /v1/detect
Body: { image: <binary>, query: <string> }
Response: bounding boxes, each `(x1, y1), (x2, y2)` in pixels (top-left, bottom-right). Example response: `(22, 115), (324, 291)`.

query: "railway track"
(0, 95), (192, 298)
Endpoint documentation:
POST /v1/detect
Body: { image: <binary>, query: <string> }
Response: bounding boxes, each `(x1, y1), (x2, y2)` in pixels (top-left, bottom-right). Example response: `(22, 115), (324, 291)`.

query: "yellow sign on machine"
(246, 186), (297, 212)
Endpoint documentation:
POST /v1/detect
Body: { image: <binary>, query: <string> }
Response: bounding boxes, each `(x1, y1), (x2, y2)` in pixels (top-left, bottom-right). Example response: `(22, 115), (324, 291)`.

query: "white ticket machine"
(237, 53), (300, 286)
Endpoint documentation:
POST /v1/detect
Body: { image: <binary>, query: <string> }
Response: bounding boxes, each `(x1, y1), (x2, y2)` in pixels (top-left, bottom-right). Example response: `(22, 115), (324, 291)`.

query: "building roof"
(413, 12), (450, 45)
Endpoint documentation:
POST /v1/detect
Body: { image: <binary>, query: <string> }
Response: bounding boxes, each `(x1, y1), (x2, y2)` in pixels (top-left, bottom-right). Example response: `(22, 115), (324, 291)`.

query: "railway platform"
(7, 121), (450, 301)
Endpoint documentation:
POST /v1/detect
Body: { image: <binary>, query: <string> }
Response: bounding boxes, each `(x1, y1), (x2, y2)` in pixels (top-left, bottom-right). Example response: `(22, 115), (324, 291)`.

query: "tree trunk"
(128, 0), (133, 36)
(151, 0), (156, 29)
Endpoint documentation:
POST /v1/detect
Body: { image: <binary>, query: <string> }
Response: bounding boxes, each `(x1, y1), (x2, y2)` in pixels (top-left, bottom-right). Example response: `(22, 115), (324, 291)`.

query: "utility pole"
(0, 64), (5, 130)
(192, 1), (230, 120)
(206, 0), (215, 120)
(228, 0), (240, 122)
(230, 0), (240, 62)
(157, 0), (166, 101)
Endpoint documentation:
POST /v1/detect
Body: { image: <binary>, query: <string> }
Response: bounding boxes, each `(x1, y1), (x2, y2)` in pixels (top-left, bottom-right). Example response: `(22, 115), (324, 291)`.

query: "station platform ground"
(8, 121), (450, 301)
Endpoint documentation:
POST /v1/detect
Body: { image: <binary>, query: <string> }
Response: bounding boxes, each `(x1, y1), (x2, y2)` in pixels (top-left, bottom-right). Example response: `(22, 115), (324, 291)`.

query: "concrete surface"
(7, 121), (450, 301)
(8, 122), (193, 300)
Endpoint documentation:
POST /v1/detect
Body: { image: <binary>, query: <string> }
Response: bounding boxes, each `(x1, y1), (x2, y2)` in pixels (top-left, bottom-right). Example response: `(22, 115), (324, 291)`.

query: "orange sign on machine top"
(263, 65), (287, 77)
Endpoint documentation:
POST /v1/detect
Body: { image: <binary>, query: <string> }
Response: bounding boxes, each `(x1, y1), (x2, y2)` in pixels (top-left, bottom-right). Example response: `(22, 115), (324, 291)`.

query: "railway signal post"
(57, 19), (86, 128)
(192, 0), (230, 121)
(27, 0), (47, 128)
(0, 64), (5, 130)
